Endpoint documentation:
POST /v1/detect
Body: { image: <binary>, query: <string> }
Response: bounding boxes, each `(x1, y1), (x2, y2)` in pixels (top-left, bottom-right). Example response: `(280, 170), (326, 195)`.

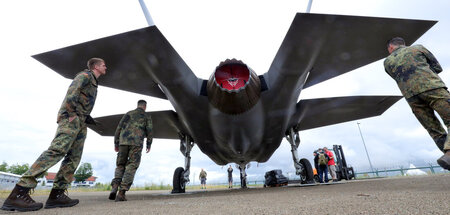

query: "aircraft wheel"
(171, 167), (185, 193)
(299, 158), (315, 184)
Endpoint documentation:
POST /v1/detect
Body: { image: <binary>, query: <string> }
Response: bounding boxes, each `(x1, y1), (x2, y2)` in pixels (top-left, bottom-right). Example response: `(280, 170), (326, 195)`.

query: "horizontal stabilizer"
(292, 96), (402, 131)
(88, 110), (183, 139)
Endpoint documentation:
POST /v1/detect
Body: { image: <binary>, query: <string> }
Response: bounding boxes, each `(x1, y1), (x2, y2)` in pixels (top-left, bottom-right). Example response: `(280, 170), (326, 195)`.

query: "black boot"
(109, 183), (119, 200)
(437, 151), (450, 170)
(115, 190), (127, 202)
(45, 189), (79, 209)
(1, 184), (43, 212)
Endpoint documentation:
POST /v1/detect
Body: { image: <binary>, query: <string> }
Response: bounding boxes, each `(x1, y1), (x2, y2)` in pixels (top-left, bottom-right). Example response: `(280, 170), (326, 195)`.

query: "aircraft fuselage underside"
(162, 59), (307, 165)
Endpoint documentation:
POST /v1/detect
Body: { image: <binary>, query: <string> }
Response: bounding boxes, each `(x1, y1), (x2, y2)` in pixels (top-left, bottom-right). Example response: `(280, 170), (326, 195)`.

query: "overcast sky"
(0, 0), (449, 186)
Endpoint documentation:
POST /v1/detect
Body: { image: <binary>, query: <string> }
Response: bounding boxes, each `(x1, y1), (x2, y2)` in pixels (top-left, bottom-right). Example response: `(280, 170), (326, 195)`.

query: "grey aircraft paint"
(33, 13), (435, 166)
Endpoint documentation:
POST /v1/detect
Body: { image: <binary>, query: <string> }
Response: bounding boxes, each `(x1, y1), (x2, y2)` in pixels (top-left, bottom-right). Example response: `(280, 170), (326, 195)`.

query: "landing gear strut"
(171, 134), (194, 193)
(285, 127), (314, 184)
(238, 164), (248, 188)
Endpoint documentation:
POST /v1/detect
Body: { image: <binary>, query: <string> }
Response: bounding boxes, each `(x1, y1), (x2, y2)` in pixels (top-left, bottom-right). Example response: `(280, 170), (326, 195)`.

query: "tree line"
(0, 161), (30, 175)
(1, 161), (93, 182)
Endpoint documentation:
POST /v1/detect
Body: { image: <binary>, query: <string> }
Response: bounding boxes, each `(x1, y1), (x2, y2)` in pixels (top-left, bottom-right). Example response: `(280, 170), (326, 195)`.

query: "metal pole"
(306, 0), (313, 13)
(357, 122), (375, 175)
(138, 0), (155, 26)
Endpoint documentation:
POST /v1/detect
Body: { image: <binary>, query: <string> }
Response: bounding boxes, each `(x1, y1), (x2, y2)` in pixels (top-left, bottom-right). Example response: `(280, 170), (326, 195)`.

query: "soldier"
(109, 100), (153, 202)
(1, 58), (106, 212)
(384, 37), (449, 170)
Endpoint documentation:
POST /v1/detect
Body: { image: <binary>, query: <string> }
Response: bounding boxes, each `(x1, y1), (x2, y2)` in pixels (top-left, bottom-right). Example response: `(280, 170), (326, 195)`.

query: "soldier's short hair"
(138, 100), (147, 106)
(387, 37), (405, 48)
(87, 58), (105, 70)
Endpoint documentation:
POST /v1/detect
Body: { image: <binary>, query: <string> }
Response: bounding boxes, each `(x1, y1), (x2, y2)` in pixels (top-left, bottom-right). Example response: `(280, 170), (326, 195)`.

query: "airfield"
(0, 174), (448, 214)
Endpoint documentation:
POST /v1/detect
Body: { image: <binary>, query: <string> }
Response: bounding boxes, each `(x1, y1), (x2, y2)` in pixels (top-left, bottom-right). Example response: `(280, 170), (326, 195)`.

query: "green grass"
(131, 182), (172, 191)
(0, 189), (50, 199)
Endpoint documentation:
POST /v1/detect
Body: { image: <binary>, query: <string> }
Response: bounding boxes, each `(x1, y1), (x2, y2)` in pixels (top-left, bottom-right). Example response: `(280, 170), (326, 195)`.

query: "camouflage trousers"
(407, 88), (450, 152)
(111, 145), (143, 191)
(18, 116), (87, 189)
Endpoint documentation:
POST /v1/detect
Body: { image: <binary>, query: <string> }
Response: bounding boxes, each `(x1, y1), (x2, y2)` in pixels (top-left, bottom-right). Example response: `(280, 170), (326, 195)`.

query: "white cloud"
(393, 127), (429, 138)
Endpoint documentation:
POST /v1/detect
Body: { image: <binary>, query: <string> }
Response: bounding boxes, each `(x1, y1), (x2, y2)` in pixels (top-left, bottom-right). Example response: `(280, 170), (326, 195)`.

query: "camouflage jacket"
(57, 69), (98, 122)
(384, 45), (445, 99)
(114, 107), (153, 148)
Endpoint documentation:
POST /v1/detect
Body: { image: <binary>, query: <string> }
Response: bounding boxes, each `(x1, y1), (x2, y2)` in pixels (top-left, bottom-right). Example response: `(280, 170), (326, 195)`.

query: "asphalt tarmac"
(0, 174), (448, 214)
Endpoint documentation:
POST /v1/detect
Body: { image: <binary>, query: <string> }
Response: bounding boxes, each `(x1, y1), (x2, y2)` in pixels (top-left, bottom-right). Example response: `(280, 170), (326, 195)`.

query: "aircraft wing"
(32, 26), (200, 100)
(291, 96), (402, 131)
(266, 13), (437, 89)
(87, 110), (183, 140)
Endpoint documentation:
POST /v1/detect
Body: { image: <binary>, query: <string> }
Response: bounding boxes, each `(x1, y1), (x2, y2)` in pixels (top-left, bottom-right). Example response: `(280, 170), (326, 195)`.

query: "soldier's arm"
(65, 73), (90, 117)
(420, 46), (443, 74)
(114, 113), (129, 147)
(383, 60), (396, 79)
(146, 116), (153, 149)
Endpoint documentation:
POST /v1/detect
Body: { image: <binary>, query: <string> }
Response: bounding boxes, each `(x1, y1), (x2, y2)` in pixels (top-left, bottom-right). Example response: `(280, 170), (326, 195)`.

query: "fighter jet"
(32, 10), (436, 192)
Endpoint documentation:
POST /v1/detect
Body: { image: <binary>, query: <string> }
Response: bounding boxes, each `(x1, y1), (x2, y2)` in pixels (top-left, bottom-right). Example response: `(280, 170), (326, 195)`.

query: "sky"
(0, 0), (449, 186)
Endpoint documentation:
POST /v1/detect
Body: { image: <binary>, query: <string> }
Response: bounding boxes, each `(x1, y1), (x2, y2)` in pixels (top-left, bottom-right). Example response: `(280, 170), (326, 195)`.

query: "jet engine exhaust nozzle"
(207, 59), (261, 115)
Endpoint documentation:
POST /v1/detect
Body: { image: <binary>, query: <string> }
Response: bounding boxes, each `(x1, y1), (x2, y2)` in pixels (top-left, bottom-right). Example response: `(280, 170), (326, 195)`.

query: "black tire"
(336, 171), (342, 181)
(314, 175), (320, 183)
(299, 158), (315, 184)
(171, 167), (185, 193)
(348, 167), (355, 180)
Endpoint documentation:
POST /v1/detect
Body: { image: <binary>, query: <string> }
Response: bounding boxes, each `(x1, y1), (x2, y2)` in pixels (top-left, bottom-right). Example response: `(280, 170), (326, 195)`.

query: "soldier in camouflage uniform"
(109, 100), (153, 202)
(384, 37), (449, 170)
(1, 58), (106, 212)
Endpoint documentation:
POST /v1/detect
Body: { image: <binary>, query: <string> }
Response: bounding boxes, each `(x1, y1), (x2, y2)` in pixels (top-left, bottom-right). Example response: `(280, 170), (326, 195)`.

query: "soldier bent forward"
(384, 37), (450, 170)
(1, 58), (106, 212)
(109, 100), (153, 201)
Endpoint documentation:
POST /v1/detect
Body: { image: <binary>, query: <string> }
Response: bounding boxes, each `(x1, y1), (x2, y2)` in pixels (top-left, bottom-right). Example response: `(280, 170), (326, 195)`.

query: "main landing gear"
(285, 127), (314, 184)
(171, 134), (194, 193)
(237, 164), (249, 188)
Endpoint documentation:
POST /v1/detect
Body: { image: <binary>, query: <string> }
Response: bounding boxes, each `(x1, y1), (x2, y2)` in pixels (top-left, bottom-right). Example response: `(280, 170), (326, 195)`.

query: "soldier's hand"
(114, 146), (119, 152)
(69, 115), (77, 123)
(146, 147), (151, 153)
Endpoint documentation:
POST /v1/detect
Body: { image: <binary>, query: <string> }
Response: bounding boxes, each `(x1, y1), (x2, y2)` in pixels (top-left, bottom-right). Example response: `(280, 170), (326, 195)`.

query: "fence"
(204, 164), (447, 186)
(354, 164), (445, 178)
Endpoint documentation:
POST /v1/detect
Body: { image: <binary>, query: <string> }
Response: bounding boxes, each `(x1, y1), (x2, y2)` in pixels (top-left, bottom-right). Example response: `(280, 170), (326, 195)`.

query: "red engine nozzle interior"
(207, 59), (261, 114)
(215, 64), (250, 91)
